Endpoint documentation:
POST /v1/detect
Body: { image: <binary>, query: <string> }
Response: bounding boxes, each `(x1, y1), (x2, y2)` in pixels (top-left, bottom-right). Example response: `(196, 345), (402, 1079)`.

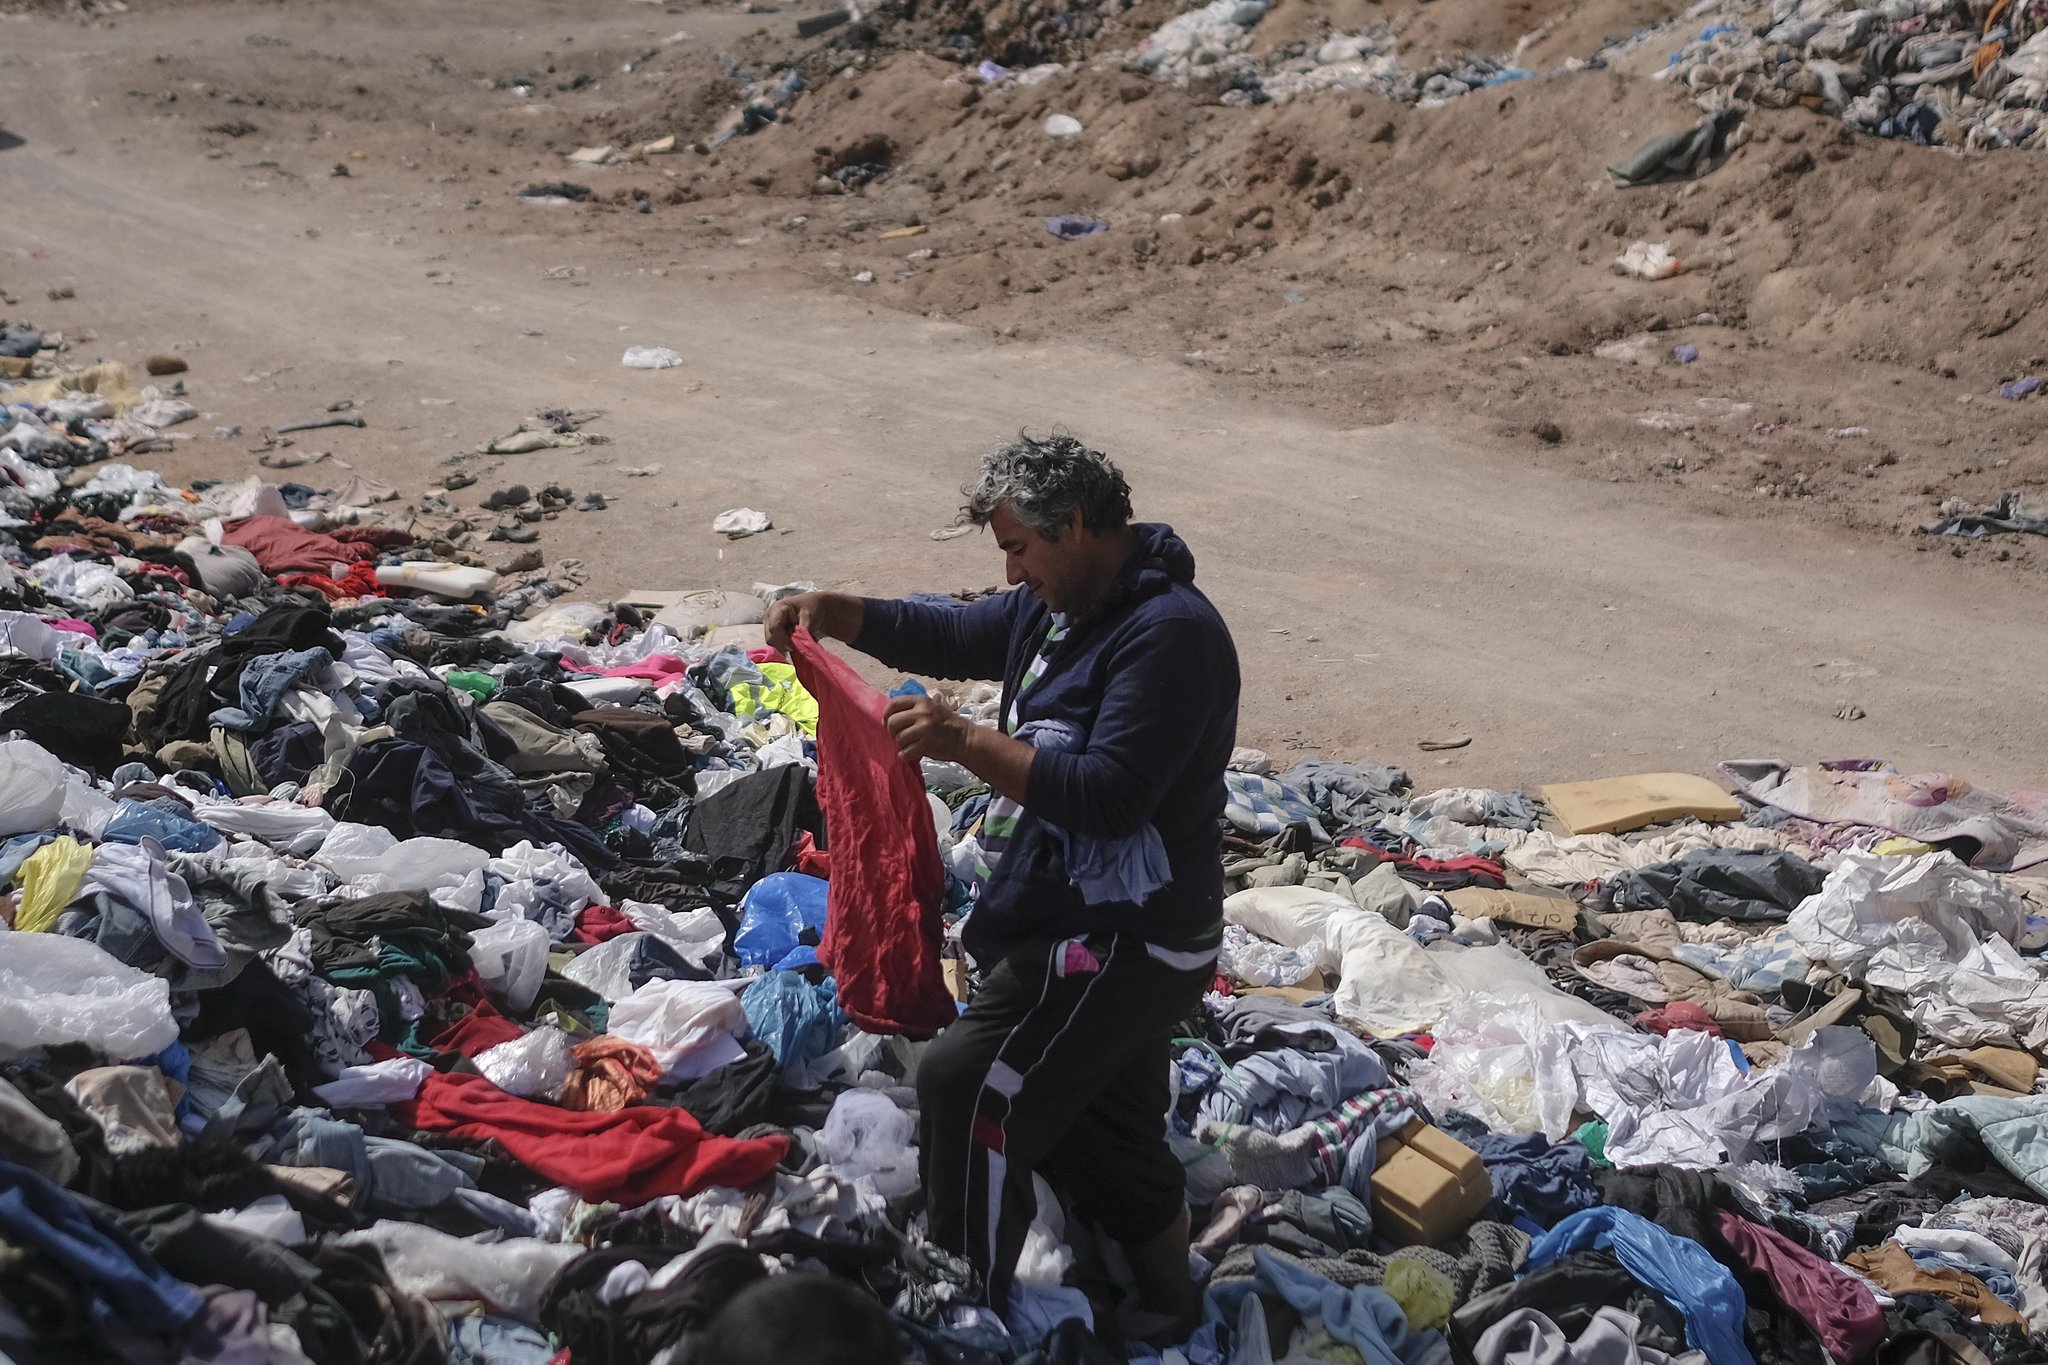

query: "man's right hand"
(764, 591), (862, 653)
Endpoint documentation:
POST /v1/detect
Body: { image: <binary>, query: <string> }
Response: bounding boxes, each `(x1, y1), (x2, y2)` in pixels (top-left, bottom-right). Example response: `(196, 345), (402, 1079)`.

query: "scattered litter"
(567, 145), (619, 165)
(1829, 426), (1869, 439)
(1044, 215), (1110, 240)
(619, 464), (663, 477)
(1673, 344), (1700, 364)
(1418, 735), (1472, 751)
(1999, 376), (2043, 400)
(642, 134), (678, 155)
(621, 346), (684, 369)
(1835, 702), (1867, 721)
(1608, 109), (1744, 186)
(1043, 113), (1085, 137)
(1921, 491), (2048, 539)
(713, 507), (773, 537)
(1615, 241), (1683, 280)
(275, 412), (366, 434)
(517, 182), (593, 202)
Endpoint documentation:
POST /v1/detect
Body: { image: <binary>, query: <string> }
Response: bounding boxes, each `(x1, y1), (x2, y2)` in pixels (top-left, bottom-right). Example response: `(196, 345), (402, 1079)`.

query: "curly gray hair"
(959, 433), (1133, 540)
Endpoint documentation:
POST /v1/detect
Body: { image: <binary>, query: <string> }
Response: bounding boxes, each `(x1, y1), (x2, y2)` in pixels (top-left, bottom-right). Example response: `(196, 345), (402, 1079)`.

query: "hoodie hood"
(1056, 522), (1196, 648)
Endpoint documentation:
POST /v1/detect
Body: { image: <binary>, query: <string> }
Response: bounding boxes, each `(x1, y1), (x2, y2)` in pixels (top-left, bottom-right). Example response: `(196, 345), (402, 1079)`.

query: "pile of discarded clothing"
(1660, 0), (2048, 150)
(1126, 0), (1532, 106)
(8, 354), (2048, 1365)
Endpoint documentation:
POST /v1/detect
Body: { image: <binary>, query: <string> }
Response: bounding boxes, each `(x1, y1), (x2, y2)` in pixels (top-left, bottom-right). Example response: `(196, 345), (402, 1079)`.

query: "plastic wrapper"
(562, 932), (663, 1003)
(1408, 994), (1577, 1139)
(1217, 925), (1319, 987)
(317, 823), (491, 890)
(468, 918), (550, 1013)
(817, 1089), (919, 1199)
(733, 871), (829, 970)
(0, 932), (178, 1060)
(475, 1026), (575, 1101)
(0, 739), (69, 837)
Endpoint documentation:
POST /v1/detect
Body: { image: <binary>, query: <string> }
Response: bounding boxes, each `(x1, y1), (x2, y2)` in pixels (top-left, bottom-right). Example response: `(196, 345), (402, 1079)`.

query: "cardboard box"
(1372, 1118), (1491, 1247)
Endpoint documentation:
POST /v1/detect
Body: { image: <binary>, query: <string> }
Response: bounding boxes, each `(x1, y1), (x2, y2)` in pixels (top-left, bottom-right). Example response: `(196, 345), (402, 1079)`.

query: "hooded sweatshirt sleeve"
(855, 592), (1020, 683)
(1023, 612), (1225, 839)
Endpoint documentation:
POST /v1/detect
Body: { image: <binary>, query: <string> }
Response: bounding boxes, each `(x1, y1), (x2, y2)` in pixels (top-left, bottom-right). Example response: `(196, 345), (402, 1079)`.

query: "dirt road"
(1, 0), (2042, 791)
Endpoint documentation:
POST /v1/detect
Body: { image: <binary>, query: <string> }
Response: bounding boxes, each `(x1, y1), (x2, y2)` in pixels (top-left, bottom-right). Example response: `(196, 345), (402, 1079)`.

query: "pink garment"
(46, 619), (97, 640)
(588, 654), (691, 682)
(749, 647), (787, 665)
(790, 629), (956, 1037)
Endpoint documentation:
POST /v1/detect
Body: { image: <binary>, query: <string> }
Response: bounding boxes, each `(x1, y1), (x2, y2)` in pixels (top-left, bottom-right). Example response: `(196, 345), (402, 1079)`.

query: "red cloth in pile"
(395, 1070), (787, 1205)
(220, 515), (375, 576)
(789, 629), (955, 1038)
(1636, 1002), (1724, 1038)
(573, 905), (636, 944)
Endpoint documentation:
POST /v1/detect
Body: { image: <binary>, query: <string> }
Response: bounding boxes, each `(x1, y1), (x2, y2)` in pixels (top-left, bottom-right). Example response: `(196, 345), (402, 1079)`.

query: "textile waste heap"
(4, 357), (2048, 1365)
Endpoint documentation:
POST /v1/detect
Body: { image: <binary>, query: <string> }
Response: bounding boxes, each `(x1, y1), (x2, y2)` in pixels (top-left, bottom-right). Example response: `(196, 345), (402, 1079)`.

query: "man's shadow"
(0, 131), (25, 152)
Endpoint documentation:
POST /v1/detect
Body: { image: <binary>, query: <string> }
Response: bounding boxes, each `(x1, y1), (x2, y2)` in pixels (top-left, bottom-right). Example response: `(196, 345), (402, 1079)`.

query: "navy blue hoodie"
(857, 523), (1240, 965)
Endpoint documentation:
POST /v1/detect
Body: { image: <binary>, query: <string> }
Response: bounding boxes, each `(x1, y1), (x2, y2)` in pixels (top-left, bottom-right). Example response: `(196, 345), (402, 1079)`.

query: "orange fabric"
(1845, 1242), (2024, 1326)
(560, 1036), (663, 1113)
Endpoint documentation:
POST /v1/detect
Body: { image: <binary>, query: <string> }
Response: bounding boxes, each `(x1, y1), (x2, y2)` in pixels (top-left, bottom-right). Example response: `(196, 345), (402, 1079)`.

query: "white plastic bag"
(1217, 925), (1319, 988)
(621, 346), (683, 370)
(1408, 994), (1578, 1139)
(0, 933), (178, 1060)
(475, 1026), (575, 1101)
(817, 1089), (919, 1199)
(563, 932), (658, 1003)
(468, 918), (550, 1013)
(0, 740), (69, 837)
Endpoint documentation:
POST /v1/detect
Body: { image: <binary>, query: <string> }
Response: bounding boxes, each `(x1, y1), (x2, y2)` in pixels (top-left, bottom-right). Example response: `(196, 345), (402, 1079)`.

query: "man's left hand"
(884, 695), (971, 764)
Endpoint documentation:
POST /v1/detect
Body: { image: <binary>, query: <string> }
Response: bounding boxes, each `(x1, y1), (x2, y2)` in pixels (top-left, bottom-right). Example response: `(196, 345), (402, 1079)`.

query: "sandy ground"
(1, 0), (2044, 793)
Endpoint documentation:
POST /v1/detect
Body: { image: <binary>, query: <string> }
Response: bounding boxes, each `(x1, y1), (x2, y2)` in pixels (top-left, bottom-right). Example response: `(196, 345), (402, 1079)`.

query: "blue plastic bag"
(103, 799), (223, 854)
(733, 871), (829, 969)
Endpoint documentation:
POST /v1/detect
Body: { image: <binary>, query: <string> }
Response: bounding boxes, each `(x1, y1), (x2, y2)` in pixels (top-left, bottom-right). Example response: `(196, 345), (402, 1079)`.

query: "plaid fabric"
(973, 618), (1068, 886)
(1224, 771), (1330, 840)
(1302, 1085), (1420, 1188)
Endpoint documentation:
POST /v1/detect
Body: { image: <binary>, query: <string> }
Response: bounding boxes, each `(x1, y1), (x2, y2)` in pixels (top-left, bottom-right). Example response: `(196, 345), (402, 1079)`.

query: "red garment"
(221, 516), (374, 576)
(429, 999), (525, 1058)
(748, 646), (787, 665)
(395, 1071), (787, 1205)
(573, 905), (635, 944)
(789, 629), (955, 1037)
(1636, 1002), (1723, 1038)
(277, 560), (384, 602)
(785, 831), (831, 879)
(1714, 1210), (1885, 1365)
(1336, 838), (1507, 889)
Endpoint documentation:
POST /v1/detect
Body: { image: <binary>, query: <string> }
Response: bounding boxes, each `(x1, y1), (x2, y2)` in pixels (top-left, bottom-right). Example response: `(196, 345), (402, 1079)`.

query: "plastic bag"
(1217, 925), (1319, 988)
(317, 823), (492, 889)
(816, 1089), (919, 1199)
(476, 1026), (575, 1101)
(488, 841), (602, 923)
(0, 740), (69, 838)
(467, 918), (550, 1013)
(733, 871), (829, 970)
(1408, 994), (1578, 1139)
(562, 932), (666, 1003)
(0, 932), (178, 1060)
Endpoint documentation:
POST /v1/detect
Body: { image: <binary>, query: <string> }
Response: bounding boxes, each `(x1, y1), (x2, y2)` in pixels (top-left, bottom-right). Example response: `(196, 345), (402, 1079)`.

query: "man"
(765, 433), (1240, 1334)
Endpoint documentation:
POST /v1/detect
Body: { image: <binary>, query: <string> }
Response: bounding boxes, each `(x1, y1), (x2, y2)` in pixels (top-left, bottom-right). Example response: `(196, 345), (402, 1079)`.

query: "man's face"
(989, 504), (1079, 613)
